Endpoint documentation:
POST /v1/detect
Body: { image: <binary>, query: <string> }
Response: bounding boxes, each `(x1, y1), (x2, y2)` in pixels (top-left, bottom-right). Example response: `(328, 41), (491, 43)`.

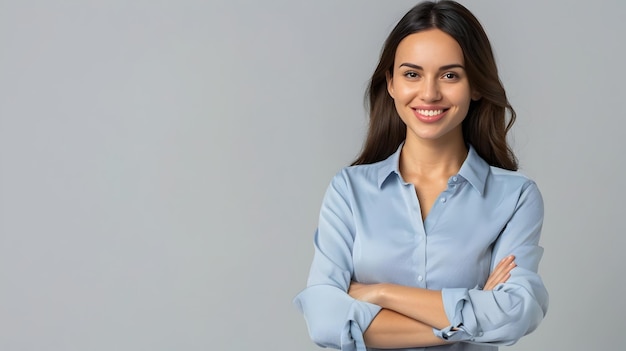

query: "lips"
(416, 109), (444, 116)
(413, 107), (449, 123)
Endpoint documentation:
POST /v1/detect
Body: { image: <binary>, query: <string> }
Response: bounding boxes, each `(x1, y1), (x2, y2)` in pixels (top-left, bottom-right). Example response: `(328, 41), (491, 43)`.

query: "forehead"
(394, 29), (464, 67)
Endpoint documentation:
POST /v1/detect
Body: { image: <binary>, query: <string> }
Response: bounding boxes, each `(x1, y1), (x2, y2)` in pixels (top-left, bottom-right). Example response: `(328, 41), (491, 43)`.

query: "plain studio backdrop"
(0, 0), (624, 350)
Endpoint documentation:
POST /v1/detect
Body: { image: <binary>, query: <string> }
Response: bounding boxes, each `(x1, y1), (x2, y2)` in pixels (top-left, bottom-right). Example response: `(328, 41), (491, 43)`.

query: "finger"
(485, 270), (512, 290)
(495, 255), (515, 275)
(485, 272), (510, 290)
(487, 260), (515, 289)
(491, 257), (515, 283)
(484, 256), (516, 290)
(485, 256), (512, 285)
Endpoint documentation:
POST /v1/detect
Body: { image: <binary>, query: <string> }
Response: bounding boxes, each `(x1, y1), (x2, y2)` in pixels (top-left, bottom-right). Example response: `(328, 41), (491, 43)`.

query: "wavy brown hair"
(352, 0), (518, 170)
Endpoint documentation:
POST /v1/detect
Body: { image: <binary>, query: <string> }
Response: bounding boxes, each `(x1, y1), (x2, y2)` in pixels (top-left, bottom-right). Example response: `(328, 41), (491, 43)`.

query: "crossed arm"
(348, 255), (517, 349)
(295, 176), (547, 350)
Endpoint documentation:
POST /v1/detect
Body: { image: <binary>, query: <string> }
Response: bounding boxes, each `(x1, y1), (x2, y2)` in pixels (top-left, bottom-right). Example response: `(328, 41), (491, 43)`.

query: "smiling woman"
(293, 1), (548, 351)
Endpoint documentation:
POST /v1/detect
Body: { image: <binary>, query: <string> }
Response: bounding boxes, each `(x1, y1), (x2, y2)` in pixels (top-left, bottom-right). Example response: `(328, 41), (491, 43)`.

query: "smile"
(412, 107), (449, 123)
(416, 109), (445, 116)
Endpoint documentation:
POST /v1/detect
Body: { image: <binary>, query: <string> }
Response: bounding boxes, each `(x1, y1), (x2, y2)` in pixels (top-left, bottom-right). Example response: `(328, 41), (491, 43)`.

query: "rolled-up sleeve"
(293, 172), (382, 350)
(435, 181), (549, 345)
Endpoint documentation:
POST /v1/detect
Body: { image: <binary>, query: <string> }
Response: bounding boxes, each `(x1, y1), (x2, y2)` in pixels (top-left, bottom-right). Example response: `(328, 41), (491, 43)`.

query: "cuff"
(433, 325), (470, 342)
(294, 285), (382, 350)
(435, 288), (474, 342)
(342, 299), (382, 350)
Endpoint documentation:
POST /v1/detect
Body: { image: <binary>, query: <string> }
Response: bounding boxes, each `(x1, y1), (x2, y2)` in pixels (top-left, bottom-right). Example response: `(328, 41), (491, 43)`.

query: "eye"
(403, 71), (419, 79)
(442, 72), (459, 80)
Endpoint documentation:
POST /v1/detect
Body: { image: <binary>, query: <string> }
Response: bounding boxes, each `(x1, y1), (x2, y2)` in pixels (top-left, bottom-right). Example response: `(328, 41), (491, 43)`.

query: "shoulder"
(489, 166), (537, 187)
(338, 156), (394, 183)
(326, 158), (394, 196)
(328, 164), (378, 193)
(462, 146), (539, 197)
(487, 166), (542, 202)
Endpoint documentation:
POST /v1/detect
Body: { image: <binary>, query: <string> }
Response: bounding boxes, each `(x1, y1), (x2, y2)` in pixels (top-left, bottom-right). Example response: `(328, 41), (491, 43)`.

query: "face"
(387, 29), (479, 144)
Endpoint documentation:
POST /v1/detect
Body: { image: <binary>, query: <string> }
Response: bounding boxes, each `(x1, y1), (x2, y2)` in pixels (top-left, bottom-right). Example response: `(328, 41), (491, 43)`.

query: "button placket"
(446, 175), (462, 196)
(406, 182), (427, 287)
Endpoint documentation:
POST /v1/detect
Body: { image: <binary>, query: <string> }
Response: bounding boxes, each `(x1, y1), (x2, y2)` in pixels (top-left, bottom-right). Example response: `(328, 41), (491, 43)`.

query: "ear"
(386, 71), (395, 99)
(471, 89), (482, 101)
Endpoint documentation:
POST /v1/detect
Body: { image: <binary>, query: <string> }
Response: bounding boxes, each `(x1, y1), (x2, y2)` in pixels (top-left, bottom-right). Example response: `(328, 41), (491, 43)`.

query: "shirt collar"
(458, 145), (489, 195)
(376, 143), (489, 195)
(377, 143), (404, 188)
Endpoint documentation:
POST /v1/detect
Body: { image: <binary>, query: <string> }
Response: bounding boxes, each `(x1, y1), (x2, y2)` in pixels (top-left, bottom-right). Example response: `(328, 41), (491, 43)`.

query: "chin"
(409, 129), (448, 141)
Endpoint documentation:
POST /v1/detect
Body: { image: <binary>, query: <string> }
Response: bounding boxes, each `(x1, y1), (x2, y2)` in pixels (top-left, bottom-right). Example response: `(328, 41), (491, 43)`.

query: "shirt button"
(440, 197), (447, 203)
(452, 176), (458, 182)
(417, 275), (423, 281)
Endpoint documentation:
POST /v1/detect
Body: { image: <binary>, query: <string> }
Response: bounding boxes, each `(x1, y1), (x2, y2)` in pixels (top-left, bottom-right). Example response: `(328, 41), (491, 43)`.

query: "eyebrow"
(399, 63), (465, 71)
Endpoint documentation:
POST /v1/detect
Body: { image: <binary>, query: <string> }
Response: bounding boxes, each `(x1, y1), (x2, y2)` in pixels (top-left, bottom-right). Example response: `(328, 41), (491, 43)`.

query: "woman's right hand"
(483, 255), (516, 290)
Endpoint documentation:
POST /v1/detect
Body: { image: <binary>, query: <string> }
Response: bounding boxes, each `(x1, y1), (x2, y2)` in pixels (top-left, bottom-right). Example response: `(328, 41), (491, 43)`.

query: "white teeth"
(417, 109), (444, 116)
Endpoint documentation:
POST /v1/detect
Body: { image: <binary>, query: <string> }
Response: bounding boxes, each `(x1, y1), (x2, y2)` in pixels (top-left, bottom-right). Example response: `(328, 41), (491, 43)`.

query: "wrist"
(376, 283), (391, 307)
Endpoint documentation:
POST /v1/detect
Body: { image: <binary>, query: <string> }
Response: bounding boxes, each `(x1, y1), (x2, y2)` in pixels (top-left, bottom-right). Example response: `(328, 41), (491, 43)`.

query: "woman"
(294, 1), (548, 350)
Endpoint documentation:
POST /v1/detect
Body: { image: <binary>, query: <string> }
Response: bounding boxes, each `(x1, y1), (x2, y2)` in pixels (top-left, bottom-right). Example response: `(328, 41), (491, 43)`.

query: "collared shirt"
(293, 144), (548, 351)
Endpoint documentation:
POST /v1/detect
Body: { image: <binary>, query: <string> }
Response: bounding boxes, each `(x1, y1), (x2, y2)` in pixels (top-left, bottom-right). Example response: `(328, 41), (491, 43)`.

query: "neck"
(399, 134), (468, 179)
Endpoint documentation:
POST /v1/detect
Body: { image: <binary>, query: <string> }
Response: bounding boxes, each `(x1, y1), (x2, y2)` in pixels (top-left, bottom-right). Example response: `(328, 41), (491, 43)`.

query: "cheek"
(390, 82), (415, 103)
(449, 85), (473, 105)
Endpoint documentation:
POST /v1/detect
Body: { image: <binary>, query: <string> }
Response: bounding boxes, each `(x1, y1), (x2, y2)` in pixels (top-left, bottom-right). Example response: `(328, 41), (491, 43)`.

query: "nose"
(420, 78), (442, 102)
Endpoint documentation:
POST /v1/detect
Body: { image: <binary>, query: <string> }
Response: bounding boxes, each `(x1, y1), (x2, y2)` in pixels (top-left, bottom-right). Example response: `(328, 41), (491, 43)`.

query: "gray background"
(1, 0), (624, 350)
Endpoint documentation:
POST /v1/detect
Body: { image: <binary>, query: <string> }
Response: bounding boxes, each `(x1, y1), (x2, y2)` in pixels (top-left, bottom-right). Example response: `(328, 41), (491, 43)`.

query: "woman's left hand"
(348, 281), (385, 304)
(484, 255), (516, 290)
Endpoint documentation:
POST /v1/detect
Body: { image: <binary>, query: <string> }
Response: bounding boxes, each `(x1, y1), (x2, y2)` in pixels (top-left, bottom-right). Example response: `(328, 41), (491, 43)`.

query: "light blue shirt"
(293, 144), (548, 351)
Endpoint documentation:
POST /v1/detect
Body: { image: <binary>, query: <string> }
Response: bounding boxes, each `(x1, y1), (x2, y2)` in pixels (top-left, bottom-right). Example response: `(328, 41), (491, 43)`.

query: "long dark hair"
(352, 0), (518, 170)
